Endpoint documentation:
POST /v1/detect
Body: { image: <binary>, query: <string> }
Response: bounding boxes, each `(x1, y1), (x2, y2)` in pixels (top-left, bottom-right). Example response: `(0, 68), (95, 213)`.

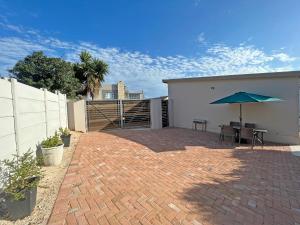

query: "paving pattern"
(48, 128), (300, 225)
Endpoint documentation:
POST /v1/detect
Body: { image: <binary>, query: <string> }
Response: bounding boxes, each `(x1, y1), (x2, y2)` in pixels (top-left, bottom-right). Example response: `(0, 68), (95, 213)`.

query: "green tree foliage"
(74, 51), (109, 100)
(9, 51), (81, 99)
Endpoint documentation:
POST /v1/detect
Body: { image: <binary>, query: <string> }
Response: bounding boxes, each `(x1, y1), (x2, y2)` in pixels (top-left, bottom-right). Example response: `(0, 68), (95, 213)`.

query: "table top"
(219, 125), (268, 133)
(254, 129), (268, 133)
(193, 119), (207, 123)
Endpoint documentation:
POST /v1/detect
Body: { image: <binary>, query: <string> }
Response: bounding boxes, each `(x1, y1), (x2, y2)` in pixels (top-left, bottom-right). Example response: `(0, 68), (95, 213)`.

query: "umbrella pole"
(239, 104), (242, 144)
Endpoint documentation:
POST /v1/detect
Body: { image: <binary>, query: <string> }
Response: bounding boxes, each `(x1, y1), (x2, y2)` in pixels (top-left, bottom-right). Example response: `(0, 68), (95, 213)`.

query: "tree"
(9, 51), (81, 98)
(74, 51), (109, 100)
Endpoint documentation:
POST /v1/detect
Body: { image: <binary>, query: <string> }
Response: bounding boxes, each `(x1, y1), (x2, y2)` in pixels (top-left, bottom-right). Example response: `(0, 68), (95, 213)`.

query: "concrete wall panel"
(0, 79), (68, 160)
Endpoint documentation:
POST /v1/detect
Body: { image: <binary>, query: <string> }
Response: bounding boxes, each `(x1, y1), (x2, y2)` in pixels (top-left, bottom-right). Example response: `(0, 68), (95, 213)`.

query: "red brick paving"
(48, 128), (300, 225)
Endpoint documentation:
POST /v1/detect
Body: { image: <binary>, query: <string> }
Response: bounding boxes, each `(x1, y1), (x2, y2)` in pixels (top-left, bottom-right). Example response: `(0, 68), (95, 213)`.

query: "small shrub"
(41, 132), (63, 148)
(0, 150), (43, 200)
(59, 127), (70, 136)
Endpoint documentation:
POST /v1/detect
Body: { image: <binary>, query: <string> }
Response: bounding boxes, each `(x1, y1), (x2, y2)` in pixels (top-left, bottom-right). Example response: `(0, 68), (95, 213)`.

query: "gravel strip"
(0, 132), (82, 225)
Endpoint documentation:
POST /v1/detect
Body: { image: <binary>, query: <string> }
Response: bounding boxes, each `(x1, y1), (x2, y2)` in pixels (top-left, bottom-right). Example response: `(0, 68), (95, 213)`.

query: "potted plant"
(59, 127), (71, 147)
(41, 132), (64, 166)
(0, 150), (43, 220)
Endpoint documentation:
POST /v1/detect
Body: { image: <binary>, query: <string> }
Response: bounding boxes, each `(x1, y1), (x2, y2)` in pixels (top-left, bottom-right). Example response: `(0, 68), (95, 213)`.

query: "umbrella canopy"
(210, 92), (281, 104)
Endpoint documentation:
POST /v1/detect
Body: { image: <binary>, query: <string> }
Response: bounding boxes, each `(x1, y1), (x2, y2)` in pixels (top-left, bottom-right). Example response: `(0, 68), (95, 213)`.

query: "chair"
(220, 125), (236, 145)
(245, 123), (256, 129)
(230, 121), (241, 127)
(240, 127), (255, 148)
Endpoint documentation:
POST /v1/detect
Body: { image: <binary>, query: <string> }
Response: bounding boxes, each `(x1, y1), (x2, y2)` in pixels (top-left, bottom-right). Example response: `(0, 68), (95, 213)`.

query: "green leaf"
(0, 150), (43, 200)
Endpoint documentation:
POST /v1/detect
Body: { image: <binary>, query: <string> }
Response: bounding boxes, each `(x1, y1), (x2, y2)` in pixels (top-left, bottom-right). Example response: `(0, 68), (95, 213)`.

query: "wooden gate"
(123, 100), (151, 128)
(86, 100), (120, 131)
(86, 100), (150, 131)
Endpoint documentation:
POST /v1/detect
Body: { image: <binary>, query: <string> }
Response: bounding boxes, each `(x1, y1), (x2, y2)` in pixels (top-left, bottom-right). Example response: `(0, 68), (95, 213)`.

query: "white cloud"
(197, 32), (206, 45)
(0, 22), (40, 36)
(0, 37), (52, 73)
(272, 53), (296, 62)
(0, 22), (23, 33)
(0, 22), (298, 97)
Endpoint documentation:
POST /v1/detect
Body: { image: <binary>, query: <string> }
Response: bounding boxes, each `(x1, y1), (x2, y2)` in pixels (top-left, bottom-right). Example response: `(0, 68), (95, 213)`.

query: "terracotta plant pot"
(41, 144), (64, 166)
(61, 134), (71, 147)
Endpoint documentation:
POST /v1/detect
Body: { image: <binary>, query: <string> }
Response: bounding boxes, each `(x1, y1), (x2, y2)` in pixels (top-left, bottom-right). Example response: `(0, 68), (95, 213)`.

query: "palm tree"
(74, 51), (109, 100)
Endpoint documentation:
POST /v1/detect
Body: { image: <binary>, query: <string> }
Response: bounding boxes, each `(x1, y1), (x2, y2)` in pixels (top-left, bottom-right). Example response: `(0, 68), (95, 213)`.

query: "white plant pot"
(41, 144), (64, 166)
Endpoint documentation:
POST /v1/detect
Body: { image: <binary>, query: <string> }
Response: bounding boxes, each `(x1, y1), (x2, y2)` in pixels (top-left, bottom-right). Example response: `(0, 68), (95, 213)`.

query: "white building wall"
(167, 76), (300, 144)
(0, 79), (68, 160)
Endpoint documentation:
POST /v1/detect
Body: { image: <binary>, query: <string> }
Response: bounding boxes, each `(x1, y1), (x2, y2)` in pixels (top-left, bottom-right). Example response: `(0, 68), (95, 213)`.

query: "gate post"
(119, 99), (124, 128)
(67, 100), (87, 132)
(150, 98), (162, 129)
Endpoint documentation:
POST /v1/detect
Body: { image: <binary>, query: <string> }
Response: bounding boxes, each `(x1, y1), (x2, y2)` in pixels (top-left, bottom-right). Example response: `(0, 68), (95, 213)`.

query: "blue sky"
(0, 0), (300, 97)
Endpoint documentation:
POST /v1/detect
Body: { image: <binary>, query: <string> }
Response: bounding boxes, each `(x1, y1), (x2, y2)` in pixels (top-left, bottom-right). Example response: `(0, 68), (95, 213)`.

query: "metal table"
(193, 119), (207, 131)
(253, 129), (268, 145)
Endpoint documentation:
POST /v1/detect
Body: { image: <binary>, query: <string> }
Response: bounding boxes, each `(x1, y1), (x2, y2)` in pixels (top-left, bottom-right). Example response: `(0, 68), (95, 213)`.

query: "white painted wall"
(0, 79), (68, 160)
(167, 75), (300, 144)
(67, 100), (87, 133)
(150, 99), (162, 129)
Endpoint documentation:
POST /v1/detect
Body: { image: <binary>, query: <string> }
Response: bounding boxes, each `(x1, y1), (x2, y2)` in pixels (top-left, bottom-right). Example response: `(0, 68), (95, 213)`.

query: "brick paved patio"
(48, 128), (300, 225)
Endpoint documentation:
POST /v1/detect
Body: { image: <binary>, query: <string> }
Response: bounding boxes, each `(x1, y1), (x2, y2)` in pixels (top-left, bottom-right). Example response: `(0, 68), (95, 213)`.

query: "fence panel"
(47, 91), (60, 136)
(0, 79), (15, 160)
(123, 100), (151, 128)
(17, 82), (46, 154)
(0, 78), (68, 160)
(86, 100), (120, 131)
(59, 93), (67, 128)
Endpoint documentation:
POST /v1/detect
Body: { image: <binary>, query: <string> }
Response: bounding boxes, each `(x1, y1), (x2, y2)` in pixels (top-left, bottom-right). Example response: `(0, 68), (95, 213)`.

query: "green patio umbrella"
(210, 91), (281, 142)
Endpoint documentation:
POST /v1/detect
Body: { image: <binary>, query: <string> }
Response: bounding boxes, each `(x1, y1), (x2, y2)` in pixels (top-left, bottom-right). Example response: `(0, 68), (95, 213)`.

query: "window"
(104, 92), (112, 99)
(103, 91), (117, 99)
(128, 93), (141, 100)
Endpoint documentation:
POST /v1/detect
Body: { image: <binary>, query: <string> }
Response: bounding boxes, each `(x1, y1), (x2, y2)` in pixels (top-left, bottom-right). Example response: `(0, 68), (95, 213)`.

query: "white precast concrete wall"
(0, 78), (67, 160)
(166, 73), (300, 144)
(0, 79), (15, 160)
